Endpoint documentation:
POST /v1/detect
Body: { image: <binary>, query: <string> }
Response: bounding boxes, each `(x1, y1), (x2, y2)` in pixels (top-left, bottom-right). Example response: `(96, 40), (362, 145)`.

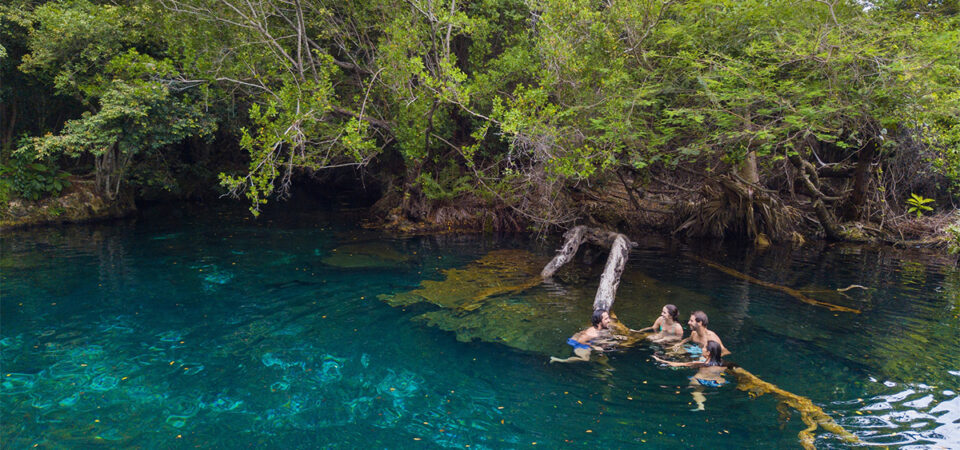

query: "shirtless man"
(550, 310), (611, 363)
(673, 311), (730, 356)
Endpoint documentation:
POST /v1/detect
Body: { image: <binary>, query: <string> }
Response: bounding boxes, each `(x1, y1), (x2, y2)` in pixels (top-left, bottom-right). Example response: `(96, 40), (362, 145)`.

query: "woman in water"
(632, 304), (683, 343)
(652, 340), (726, 410)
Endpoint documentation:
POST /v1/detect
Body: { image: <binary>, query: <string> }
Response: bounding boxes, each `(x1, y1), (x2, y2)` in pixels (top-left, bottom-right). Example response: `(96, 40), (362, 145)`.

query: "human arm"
(652, 354), (701, 367)
(670, 332), (693, 351)
(630, 317), (661, 333)
(720, 343), (731, 356)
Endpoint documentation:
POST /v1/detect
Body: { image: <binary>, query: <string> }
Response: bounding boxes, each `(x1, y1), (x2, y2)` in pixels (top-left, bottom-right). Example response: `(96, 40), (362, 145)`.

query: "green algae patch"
(321, 242), (410, 269)
(414, 292), (566, 353)
(378, 249), (547, 309)
(379, 249), (661, 354)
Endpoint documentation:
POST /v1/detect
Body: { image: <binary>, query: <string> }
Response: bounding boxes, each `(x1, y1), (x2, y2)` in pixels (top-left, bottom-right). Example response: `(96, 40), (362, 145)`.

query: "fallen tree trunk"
(687, 255), (861, 313)
(594, 234), (631, 311)
(541, 225), (635, 311)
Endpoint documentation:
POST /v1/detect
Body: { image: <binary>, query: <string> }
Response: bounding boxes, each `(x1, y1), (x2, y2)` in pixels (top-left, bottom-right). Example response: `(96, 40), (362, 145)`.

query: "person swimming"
(653, 340), (727, 411)
(671, 311), (730, 357)
(550, 310), (611, 363)
(631, 304), (683, 343)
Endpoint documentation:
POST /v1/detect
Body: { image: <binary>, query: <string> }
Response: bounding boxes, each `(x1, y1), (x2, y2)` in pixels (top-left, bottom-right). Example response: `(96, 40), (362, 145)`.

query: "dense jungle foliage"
(2, 0), (959, 242)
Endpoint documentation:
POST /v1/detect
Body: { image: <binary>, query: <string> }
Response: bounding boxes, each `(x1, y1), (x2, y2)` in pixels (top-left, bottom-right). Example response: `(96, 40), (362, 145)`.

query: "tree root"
(688, 255), (861, 313)
(727, 366), (859, 449)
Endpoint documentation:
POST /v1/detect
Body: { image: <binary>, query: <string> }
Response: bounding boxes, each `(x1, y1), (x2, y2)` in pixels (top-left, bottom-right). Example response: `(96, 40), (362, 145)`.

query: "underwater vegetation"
(321, 242), (411, 269)
(381, 249), (865, 446)
(378, 249), (546, 309)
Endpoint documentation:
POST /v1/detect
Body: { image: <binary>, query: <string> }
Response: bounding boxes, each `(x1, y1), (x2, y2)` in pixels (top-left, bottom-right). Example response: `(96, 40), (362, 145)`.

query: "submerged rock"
(1, 181), (135, 230)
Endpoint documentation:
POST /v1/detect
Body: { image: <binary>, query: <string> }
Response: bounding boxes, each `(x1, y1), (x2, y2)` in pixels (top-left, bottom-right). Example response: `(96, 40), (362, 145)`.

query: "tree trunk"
(593, 234), (631, 311)
(847, 142), (876, 220)
(2, 100), (16, 150)
(541, 225), (634, 311)
(540, 226), (587, 278)
(741, 150), (760, 184)
(790, 154), (842, 240)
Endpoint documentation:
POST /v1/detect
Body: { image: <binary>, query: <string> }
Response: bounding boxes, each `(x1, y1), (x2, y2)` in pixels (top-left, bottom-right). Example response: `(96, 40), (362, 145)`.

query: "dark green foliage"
(10, 0), (217, 200)
(416, 163), (474, 204)
(1, 151), (71, 201)
(3, 0), (958, 234)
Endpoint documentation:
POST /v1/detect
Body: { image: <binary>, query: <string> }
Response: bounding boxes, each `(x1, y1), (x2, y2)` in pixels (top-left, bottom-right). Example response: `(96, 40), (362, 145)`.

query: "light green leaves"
(906, 193), (935, 218)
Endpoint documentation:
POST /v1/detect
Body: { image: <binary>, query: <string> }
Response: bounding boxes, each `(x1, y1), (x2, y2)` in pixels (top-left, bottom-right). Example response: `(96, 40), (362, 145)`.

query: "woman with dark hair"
(653, 340), (727, 410)
(631, 304), (683, 342)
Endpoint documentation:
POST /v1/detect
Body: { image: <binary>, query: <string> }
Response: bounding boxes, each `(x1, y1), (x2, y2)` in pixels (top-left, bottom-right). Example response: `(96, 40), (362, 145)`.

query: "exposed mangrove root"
(674, 174), (800, 242)
(541, 225), (635, 311)
(727, 366), (859, 449)
(790, 154), (844, 241)
(687, 255), (861, 313)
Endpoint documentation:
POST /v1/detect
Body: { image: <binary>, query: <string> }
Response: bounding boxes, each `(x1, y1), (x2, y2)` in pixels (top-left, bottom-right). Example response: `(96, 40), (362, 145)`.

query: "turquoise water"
(2, 202), (958, 448)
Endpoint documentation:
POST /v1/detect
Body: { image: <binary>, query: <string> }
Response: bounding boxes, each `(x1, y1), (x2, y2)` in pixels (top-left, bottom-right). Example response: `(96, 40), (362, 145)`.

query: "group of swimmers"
(550, 305), (730, 410)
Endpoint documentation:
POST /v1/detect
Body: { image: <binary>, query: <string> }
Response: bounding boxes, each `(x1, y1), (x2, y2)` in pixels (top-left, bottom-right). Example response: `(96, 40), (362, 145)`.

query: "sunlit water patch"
(1, 202), (958, 448)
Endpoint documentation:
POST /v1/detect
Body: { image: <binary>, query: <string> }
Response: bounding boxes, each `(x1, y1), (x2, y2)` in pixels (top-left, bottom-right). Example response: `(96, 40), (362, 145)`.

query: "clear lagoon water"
(2, 201), (958, 448)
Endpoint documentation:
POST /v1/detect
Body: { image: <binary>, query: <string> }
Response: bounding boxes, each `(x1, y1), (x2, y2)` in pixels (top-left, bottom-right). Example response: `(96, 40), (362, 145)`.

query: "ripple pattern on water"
(835, 382), (960, 448)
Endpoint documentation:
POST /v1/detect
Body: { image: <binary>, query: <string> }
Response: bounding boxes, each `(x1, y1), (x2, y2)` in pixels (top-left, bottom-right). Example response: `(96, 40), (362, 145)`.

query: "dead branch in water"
(541, 225), (635, 311)
(836, 284), (868, 293)
(728, 366), (860, 449)
(687, 255), (861, 313)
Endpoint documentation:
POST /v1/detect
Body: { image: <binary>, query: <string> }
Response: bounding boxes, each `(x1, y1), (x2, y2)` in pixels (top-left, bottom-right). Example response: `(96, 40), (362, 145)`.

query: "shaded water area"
(2, 201), (958, 448)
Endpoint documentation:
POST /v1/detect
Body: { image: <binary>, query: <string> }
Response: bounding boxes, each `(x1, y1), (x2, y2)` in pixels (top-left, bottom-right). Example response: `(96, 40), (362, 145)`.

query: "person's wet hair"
(691, 310), (708, 327)
(665, 304), (679, 322)
(704, 340), (723, 366)
(592, 309), (607, 327)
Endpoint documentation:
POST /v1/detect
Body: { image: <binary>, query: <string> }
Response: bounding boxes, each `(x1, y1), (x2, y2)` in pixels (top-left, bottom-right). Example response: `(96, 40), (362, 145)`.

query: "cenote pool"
(2, 202), (958, 448)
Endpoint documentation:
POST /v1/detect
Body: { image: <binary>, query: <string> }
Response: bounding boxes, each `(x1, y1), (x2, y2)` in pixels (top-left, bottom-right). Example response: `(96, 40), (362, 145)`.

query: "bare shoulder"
(707, 329), (722, 343)
(583, 327), (601, 339)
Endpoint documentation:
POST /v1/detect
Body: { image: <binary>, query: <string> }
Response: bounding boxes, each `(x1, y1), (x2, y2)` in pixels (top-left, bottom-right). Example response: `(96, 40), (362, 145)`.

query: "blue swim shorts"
(566, 338), (591, 350)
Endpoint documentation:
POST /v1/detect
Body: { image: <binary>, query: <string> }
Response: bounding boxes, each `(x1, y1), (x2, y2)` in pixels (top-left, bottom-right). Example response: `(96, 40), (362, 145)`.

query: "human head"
(662, 304), (679, 322)
(592, 309), (610, 329)
(688, 310), (708, 330)
(704, 340), (723, 366)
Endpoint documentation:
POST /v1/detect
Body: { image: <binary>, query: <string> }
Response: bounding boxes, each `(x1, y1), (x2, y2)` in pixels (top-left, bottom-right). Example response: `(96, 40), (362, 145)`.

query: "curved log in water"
(541, 225), (635, 311)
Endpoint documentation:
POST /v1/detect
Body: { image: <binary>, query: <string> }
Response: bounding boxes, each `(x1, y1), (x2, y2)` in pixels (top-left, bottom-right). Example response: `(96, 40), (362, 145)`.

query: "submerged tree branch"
(687, 255), (861, 313)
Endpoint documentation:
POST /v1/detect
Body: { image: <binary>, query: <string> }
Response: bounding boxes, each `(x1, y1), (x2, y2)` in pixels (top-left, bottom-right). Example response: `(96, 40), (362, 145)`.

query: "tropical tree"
(16, 0), (215, 199)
